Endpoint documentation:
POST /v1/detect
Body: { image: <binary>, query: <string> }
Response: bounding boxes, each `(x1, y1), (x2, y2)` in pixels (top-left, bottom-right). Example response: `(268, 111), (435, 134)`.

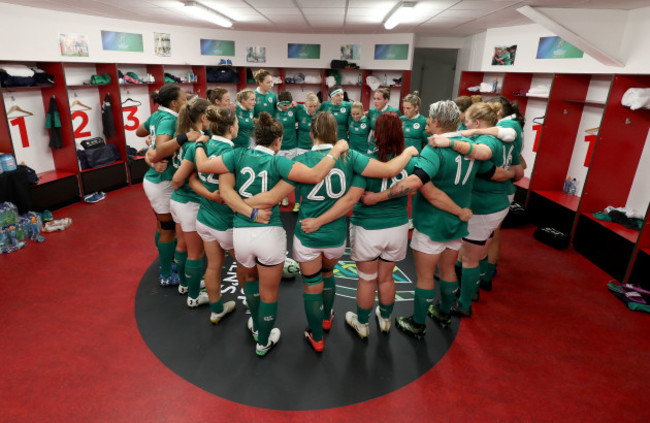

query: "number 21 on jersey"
(239, 167), (268, 198)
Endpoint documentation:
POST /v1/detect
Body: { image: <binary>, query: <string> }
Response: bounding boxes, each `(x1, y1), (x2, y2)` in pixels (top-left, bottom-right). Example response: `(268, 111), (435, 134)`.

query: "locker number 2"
(72, 110), (91, 138)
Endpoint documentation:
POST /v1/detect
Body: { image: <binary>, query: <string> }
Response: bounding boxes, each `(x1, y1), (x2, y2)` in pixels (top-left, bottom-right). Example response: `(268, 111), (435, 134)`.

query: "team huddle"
(137, 69), (525, 357)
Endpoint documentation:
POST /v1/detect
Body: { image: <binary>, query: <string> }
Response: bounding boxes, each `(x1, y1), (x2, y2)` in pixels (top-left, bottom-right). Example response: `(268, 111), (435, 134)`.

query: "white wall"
(0, 3), (414, 71)
(467, 6), (650, 74)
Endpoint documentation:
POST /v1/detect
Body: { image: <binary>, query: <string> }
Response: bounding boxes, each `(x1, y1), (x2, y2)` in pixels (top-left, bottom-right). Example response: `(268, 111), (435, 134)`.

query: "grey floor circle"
(135, 213), (459, 410)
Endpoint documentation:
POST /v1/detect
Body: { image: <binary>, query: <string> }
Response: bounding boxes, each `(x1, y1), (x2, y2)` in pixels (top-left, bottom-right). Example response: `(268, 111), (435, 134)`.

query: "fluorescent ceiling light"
(183, 1), (233, 28)
(384, 1), (415, 30)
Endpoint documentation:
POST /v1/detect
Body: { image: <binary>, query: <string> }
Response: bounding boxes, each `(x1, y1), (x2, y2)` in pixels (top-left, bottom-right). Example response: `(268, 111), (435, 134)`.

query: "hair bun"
(412, 91), (419, 97)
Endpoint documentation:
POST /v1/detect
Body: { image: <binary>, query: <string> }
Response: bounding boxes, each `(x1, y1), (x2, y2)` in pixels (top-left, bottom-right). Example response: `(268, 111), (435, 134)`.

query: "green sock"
(244, 280), (260, 332)
(303, 293), (324, 342)
(379, 302), (394, 319)
(439, 279), (458, 314)
(479, 257), (488, 281)
(154, 231), (160, 248)
(174, 250), (188, 287)
(486, 262), (497, 282)
(357, 305), (372, 324)
(257, 301), (278, 346)
(186, 259), (203, 298)
(414, 287), (435, 325)
(460, 266), (480, 310)
(210, 299), (224, 314)
(322, 275), (336, 319)
(158, 241), (175, 278)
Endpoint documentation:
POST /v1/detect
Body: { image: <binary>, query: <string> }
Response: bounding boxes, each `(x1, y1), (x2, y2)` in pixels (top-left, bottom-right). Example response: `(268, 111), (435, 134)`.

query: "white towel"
(0, 64), (34, 77)
(621, 88), (650, 110)
(479, 82), (493, 93)
(365, 76), (380, 91)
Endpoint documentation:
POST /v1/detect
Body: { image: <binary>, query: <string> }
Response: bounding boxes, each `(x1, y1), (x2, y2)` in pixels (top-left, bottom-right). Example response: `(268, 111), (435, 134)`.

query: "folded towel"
(0, 64), (34, 77)
(622, 88), (650, 110)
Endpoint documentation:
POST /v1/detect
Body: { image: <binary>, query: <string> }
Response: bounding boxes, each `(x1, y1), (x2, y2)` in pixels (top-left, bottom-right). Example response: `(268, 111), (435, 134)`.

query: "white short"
(142, 179), (172, 214)
(234, 226), (287, 268)
(170, 199), (200, 232)
(466, 207), (510, 242)
(277, 148), (298, 160)
(350, 223), (409, 262)
(410, 229), (462, 255)
(292, 235), (346, 263)
(296, 148), (310, 157)
(508, 193), (515, 204)
(196, 220), (234, 251)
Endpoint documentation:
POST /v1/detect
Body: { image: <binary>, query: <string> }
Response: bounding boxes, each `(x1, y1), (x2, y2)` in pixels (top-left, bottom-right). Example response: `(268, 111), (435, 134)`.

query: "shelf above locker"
(1, 84), (56, 92)
(562, 98), (606, 107)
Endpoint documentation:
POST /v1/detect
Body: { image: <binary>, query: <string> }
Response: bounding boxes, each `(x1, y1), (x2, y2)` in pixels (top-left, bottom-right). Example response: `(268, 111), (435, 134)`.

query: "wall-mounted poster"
(200, 39), (235, 56)
(101, 31), (144, 52)
(154, 33), (171, 57)
(536, 36), (584, 59)
(374, 44), (409, 60)
(340, 44), (360, 60)
(59, 33), (89, 57)
(288, 43), (321, 59)
(247, 46), (266, 63)
(492, 45), (517, 65)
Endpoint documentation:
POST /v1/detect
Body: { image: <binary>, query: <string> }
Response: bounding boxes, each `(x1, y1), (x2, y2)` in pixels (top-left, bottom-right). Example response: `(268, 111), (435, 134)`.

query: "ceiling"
(3, 0), (649, 36)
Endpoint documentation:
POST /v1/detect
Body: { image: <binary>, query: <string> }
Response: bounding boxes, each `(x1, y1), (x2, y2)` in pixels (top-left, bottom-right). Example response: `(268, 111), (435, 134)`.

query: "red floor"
(2, 185), (649, 422)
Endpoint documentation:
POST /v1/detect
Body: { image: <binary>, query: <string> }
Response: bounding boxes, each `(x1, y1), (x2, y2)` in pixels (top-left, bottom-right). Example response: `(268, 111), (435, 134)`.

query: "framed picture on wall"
(492, 45), (517, 66)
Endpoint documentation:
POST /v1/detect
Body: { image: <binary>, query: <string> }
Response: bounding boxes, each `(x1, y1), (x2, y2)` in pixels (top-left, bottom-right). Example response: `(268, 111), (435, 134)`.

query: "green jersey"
(458, 123), (467, 131)
(296, 104), (315, 150)
(348, 116), (370, 154)
(502, 51), (512, 65)
(498, 117), (523, 195)
(471, 134), (511, 214)
(233, 102), (254, 149)
(254, 89), (277, 118)
(368, 105), (400, 153)
(294, 146), (369, 248)
(170, 142), (201, 204)
(222, 145), (294, 228)
(318, 101), (351, 140)
(196, 136), (235, 231)
(143, 106), (178, 183)
(274, 106), (297, 150)
(351, 155), (417, 230)
(413, 139), (481, 241)
(401, 114), (428, 152)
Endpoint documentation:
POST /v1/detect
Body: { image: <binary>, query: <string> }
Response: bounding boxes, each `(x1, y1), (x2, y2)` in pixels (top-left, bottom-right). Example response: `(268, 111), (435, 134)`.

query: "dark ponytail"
(254, 112), (283, 147)
(488, 96), (525, 127)
(151, 83), (182, 108)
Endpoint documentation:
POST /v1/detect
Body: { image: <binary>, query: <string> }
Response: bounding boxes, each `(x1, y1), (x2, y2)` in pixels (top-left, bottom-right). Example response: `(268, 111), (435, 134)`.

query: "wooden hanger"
(6, 96), (33, 117)
(533, 115), (545, 125)
(7, 103), (34, 117)
(70, 99), (92, 110)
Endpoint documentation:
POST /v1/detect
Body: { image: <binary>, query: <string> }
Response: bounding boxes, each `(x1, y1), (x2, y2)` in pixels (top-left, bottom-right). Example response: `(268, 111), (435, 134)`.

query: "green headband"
(278, 101), (292, 106)
(330, 88), (343, 97)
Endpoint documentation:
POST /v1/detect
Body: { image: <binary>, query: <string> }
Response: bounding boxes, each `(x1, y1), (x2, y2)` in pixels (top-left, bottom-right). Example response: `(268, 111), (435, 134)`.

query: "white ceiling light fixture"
(182, 1), (233, 28)
(384, 1), (416, 30)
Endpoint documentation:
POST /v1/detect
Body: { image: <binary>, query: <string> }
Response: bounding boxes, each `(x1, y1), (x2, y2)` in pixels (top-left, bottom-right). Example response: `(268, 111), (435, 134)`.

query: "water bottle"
(383, 73), (388, 86)
(0, 154), (17, 172)
(563, 177), (571, 193)
(492, 77), (498, 93)
(568, 178), (577, 195)
(358, 72), (362, 86)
